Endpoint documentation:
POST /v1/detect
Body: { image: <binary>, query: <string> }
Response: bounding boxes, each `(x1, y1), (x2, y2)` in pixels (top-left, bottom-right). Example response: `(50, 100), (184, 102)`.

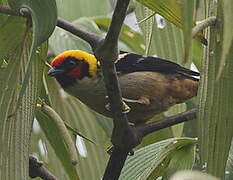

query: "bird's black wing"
(115, 53), (200, 80)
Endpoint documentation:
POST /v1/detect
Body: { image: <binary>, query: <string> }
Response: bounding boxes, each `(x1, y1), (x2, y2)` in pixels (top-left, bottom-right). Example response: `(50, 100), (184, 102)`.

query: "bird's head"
(48, 50), (98, 80)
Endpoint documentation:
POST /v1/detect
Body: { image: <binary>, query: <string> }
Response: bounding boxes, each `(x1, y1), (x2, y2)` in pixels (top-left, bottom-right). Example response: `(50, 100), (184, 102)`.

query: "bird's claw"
(122, 101), (131, 113)
(105, 96), (131, 113)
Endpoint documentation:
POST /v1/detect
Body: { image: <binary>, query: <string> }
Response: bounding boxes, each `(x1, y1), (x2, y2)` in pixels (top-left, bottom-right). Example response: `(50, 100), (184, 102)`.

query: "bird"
(48, 50), (199, 125)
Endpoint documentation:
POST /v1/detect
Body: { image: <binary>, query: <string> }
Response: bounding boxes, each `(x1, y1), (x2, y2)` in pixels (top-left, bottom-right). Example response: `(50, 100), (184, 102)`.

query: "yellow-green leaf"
(216, 0), (233, 79)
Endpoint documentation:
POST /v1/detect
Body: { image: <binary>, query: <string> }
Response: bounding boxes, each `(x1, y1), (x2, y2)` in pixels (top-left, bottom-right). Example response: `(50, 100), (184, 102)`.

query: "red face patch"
(67, 63), (82, 78)
(51, 57), (66, 67)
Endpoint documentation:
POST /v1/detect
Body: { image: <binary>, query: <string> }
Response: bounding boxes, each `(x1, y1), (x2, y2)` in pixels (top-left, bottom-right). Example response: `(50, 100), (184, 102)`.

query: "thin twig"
(0, 5), (20, 16)
(192, 16), (216, 37)
(56, 18), (102, 50)
(29, 156), (59, 180)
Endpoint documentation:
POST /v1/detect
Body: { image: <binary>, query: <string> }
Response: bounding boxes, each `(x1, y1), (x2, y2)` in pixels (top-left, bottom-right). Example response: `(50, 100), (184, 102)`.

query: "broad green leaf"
(136, 2), (203, 70)
(198, 3), (233, 178)
(0, 16), (45, 180)
(217, 0), (233, 79)
(9, 0), (57, 47)
(135, 0), (205, 62)
(162, 141), (196, 179)
(136, 0), (182, 28)
(169, 170), (219, 180)
(135, 2), (185, 64)
(226, 140), (233, 180)
(93, 17), (145, 54)
(0, 16), (26, 61)
(56, 0), (109, 21)
(8, 0), (57, 106)
(135, 4), (156, 56)
(35, 105), (80, 180)
(0, 16), (27, 145)
(191, 39), (203, 70)
(30, 124), (75, 180)
(182, 0), (195, 63)
(120, 138), (197, 180)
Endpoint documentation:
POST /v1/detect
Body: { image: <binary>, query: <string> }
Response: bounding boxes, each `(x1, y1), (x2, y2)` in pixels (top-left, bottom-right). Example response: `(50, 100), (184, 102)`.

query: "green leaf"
(136, 2), (203, 71)
(182, 0), (195, 63)
(226, 141), (233, 180)
(0, 16), (46, 180)
(93, 17), (145, 54)
(0, 16), (28, 139)
(65, 122), (95, 144)
(135, 2), (184, 64)
(56, 0), (109, 21)
(9, 0), (57, 47)
(0, 16), (26, 61)
(136, 0), (182, 28)
(120, 138), (197, 180)
(217, 0), (233, 79)
(135, 0), (206, 51)
(8, 0), (57, 107)
(198, 3), (233, 178)
(35, 106), (80, 180)
(191, 39), (203, 70)
(162, 141), (196, 179)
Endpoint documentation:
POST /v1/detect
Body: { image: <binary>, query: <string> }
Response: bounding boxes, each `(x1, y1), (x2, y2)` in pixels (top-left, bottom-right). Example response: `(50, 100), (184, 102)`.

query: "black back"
(115, 53), (200, 80)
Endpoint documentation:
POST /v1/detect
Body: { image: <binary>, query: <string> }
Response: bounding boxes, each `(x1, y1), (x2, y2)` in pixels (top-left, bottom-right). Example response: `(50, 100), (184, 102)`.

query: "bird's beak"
(48, 67), (65, 76)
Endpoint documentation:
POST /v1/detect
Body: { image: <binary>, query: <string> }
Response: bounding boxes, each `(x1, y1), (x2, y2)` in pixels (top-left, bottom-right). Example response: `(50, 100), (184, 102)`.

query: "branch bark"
(136, 108), (198, 137)
(56, 18), (102, 50)
(29, 156), (59, 180)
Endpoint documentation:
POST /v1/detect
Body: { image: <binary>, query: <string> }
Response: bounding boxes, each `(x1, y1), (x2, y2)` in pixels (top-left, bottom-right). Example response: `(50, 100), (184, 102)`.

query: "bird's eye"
(69, 59), (77, 66)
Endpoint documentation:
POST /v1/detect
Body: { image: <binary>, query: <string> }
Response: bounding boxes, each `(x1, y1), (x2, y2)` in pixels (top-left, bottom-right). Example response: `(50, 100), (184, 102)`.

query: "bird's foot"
(105, 96), (131, 113)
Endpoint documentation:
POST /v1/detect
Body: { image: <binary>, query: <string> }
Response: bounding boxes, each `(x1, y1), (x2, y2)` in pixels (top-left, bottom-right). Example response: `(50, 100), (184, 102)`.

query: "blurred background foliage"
(0, 0), (233, 180)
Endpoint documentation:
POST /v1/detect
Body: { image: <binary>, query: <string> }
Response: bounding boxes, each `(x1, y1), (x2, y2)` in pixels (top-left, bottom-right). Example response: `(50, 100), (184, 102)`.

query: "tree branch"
(103, 148), (129, 180)
(136, 108), (198, 137)
(95, 0), (136, 147)
(92, 1), (143, 179)
(56, 18), (102, 50)
(29, 156), (59, 180)
(0, 5), (18, 16)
